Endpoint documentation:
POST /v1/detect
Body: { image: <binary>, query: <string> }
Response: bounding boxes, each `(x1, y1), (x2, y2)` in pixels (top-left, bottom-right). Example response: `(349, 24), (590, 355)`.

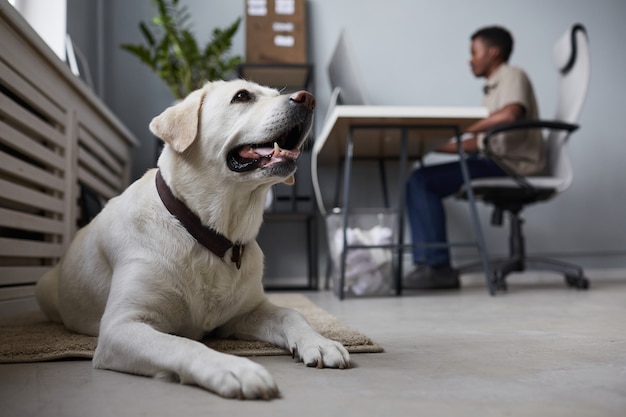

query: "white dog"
(35, 80), (350, 400)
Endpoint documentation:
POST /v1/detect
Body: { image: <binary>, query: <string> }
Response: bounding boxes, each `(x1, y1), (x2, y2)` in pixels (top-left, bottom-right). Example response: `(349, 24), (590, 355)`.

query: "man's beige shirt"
(478, 64), (545, 176)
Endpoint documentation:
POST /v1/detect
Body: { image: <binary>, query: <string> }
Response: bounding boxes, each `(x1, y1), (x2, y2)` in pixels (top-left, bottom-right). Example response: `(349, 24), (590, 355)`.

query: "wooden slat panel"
(78, 126), (124, 176)
(0, 178), (64, 214)
(1, 5), (137, 306)
(77, 147), (123, 190)
(0, 93), (66, 149)
(0, 207), (64, 235)
(63, 109), (79, 245)
(78, 111), (131, 161)
(0, 17), (136, 148)
(0, 120), (65, 172)
(0, 150), (65, 193)
(0, 21), (73, 116)
(0, 59), (65, 126)
(0, 285), (36, 301)
(0, 266), (49, 286)
(0, 237), (64, 258)
(77, 166), (119, 199)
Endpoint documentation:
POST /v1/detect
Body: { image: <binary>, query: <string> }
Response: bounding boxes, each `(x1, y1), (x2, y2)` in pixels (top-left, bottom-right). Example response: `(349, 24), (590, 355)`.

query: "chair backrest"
(546, 24), (590, 191)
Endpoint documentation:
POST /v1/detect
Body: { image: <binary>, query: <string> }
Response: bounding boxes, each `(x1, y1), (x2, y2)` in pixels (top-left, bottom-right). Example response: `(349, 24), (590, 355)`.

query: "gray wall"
(69, 0), (626, 271)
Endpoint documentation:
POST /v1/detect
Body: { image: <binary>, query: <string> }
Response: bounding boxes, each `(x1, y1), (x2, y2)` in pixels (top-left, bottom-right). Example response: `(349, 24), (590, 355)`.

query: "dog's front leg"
(93, 312), (280, 400)
(218, 299), (351, 369)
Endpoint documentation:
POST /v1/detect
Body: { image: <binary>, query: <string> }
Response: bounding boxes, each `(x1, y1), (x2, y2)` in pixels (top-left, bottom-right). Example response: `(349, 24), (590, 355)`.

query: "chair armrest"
(480, 120), (578, 193)
(484, 119), (579, 148)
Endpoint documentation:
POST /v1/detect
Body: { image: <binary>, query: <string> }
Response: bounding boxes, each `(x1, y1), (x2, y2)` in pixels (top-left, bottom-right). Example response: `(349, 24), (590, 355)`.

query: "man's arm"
(437, 103), (526, 154)
(465, 102), (526, 134)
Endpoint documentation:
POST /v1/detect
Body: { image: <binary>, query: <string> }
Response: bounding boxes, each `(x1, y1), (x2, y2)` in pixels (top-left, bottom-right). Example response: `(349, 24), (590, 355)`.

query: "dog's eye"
(231, 90), (253, 103)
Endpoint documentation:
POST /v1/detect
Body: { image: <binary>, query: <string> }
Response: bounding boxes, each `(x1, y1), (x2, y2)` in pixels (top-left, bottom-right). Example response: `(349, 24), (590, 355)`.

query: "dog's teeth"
(274, 142), (281, 154)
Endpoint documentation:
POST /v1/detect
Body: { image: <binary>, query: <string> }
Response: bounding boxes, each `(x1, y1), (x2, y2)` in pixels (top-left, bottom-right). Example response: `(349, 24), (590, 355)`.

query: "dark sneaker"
(403, 265), (460, 290)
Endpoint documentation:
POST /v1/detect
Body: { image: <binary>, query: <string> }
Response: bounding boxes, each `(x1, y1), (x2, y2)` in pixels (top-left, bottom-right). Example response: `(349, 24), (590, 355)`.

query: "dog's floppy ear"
(149, 88), (206, 153)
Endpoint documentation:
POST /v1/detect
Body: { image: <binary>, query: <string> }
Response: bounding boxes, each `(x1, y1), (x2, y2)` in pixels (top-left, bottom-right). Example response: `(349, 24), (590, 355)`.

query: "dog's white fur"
(35, 80), (350, 400)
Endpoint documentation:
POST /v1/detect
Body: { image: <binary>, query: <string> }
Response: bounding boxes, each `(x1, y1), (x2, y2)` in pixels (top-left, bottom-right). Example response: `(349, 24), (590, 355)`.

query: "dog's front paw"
(193, 355), (280, 400)
(291, 335), (351, 369)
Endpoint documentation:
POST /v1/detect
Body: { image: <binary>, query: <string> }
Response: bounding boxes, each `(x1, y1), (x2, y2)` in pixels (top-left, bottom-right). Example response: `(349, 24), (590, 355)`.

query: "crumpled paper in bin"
(332, 225), (393, 295)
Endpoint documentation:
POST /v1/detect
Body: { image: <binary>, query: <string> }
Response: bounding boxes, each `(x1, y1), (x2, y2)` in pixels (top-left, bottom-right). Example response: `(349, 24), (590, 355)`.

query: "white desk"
(313, 105), (487, 162)
(311, 105), (495, 298)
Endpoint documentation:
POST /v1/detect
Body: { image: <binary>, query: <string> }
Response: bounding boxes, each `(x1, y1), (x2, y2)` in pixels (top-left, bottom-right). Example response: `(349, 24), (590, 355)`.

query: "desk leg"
(455, 129), (496, 295)
(339, 129), (355, 300)
(378, 158), (390, 208)
(395, 128), (409, 295)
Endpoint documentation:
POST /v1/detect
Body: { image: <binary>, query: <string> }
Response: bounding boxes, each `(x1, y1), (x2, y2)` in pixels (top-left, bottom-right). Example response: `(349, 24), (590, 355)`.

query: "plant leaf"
(139, 22), (155, 46)
(120, 44), (156, 69)
(120, 0), (242, 98)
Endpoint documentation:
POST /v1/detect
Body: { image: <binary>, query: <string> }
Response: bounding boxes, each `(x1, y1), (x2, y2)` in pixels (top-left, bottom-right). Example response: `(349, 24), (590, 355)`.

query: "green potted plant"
(121, 0), (242, 100)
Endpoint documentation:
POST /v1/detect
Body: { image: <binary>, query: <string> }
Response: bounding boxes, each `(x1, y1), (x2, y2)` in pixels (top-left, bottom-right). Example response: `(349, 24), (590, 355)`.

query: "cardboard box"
(245, 0), (307, 63)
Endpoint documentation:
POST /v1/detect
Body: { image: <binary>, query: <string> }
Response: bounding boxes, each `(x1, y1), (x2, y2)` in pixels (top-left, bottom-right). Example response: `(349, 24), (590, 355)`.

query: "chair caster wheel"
(565, 274), (589, 290)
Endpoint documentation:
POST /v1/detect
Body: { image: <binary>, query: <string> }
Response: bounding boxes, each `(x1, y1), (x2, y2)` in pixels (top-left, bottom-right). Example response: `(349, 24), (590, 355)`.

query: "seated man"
(405, 26), (545, 290)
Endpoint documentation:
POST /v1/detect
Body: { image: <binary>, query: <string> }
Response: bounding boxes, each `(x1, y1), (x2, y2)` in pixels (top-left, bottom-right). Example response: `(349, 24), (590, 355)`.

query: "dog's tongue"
(237, 143), (300, 185)
(239, 142), (301, 162)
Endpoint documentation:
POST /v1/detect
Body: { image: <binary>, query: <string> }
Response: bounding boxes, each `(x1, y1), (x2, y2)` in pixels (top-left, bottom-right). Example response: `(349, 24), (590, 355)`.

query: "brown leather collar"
(155, 170), (244, 269)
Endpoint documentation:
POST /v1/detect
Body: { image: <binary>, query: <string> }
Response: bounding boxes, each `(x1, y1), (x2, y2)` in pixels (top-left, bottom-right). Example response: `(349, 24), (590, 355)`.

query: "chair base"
(457, 200), (590, 292)
(460, 255), (590, 291)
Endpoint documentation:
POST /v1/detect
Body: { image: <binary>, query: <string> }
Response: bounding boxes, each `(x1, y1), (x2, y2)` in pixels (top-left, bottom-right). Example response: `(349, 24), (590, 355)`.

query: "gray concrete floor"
(1, 271), (625, 417)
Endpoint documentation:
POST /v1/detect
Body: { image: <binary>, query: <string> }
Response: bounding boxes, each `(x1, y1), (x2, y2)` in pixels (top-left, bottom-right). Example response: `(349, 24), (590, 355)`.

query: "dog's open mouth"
(227, 122), (307, 173)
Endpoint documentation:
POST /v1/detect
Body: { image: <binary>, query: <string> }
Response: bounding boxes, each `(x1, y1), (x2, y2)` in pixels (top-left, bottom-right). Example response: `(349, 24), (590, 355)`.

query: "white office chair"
(457, 24), (591, 291)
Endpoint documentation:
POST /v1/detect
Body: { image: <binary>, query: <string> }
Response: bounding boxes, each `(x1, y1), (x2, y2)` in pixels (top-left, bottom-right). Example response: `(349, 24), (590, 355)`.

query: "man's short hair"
(471, 26), (514, 62)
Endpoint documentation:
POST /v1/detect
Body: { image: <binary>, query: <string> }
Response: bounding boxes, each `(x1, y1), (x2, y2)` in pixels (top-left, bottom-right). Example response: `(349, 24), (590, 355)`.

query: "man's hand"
(437, 102), (526, 154)
(437, 134), (479, 154)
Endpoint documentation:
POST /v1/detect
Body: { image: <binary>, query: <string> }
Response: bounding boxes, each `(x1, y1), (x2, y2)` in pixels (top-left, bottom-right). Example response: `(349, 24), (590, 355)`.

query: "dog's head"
(150, 80), (314, 186)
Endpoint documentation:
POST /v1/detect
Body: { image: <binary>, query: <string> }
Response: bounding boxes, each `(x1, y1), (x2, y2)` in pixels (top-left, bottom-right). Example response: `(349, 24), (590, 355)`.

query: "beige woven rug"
(0, 294), (382, 363)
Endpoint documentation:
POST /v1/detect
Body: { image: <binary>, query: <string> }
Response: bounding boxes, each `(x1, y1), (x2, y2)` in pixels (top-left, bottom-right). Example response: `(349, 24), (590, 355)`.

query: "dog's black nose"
(289, 91), (316, 111)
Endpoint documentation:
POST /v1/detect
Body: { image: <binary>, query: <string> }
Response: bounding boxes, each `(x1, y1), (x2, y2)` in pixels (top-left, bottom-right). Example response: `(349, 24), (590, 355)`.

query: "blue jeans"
(405, 156), (506, 267)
